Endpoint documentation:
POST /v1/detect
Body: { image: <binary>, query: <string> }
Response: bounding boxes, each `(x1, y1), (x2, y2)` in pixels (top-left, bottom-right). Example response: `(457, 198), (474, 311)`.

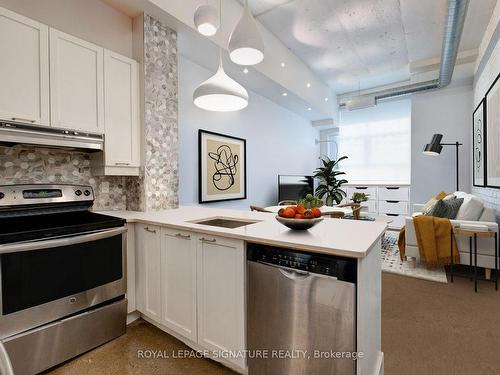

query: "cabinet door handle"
(144, 226), (156, 233)
(386, 200), (400, 203)
(386, 187), (400, 190)
(199, 237), (216, 243)
(11, 117), (35, 123)
(115, 162), (131, 166)
(386, 213), (399, 217)
(355, 187), (368, 190)
(175, 233), (191, 239)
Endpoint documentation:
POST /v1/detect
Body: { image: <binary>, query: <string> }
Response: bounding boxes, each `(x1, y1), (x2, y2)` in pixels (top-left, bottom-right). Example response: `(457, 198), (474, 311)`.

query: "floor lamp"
(423, 134), (463, 191)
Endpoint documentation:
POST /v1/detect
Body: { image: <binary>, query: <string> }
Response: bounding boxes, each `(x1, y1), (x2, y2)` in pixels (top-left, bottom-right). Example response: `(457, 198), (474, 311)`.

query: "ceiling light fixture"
(325, 97), (329, 101)
(228, 0), (264, 65)
(243, 67), (249, 74)
(282, 92), (288, 97)
(307, 107), (312, 111)
(306, 83), (311, 88)
(194, 3), (219, 36)
(193, 52), (248, 112)
(281, 62), (285, 67)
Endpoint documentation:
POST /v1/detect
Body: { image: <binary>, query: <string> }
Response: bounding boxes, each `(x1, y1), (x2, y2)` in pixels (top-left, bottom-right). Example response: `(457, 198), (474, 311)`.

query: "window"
(329, 99), (411, 183)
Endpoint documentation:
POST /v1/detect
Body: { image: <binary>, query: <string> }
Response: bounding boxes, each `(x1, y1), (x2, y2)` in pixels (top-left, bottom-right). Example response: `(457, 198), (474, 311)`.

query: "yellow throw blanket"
(398, 216), (460, 269)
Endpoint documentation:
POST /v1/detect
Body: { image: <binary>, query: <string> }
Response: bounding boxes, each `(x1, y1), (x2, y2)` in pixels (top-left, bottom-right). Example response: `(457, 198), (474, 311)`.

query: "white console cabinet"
(346, 184), (410, 229)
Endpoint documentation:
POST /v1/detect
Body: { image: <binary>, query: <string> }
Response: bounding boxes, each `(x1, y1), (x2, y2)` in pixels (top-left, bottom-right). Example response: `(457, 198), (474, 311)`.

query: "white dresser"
(345, 183), (410, 230)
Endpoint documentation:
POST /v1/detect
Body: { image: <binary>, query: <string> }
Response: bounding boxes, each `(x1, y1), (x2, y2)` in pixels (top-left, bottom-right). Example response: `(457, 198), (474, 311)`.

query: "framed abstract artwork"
(473, 99), (486, 187)
(198, 130), (247, 203)
(486, 72), (500, 188)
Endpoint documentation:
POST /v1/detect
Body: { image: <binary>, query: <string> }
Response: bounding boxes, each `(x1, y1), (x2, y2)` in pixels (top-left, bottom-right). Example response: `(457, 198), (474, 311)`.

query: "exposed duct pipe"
(340, 0), (470, 109)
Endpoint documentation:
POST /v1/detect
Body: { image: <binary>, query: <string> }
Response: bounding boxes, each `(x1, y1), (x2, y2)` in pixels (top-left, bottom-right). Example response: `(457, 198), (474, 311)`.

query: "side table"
(451, 228), (498, 292)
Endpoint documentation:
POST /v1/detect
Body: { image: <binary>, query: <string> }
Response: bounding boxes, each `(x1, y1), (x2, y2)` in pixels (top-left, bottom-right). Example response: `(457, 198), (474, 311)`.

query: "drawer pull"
(115, 162), (131, 166)
(144, 226), (156, 233)
(386, 213), (399, 217)
(200, 237), (216, 243)
(386, 200), (400, 203)
(355, 187), (368, 190)
(11, 117), (35, 123)
(175, 233), (191, 239)
(386, 187), (400, 190)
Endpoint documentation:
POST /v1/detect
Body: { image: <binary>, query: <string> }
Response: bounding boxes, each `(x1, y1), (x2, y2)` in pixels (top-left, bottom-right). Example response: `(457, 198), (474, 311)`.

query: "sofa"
(405, 192), (498, 273)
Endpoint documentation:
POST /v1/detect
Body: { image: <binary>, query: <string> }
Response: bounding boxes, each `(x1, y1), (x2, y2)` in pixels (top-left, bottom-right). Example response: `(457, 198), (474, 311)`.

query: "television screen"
(278, 175), (314, 202)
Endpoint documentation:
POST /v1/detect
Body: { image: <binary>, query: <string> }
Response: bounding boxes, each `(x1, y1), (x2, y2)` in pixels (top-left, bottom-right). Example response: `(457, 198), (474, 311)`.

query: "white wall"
(471, 0), (500, 219)
(411, 84), (473, 207)
(178, 56), (320, 209)
(0, 0), (133, 58)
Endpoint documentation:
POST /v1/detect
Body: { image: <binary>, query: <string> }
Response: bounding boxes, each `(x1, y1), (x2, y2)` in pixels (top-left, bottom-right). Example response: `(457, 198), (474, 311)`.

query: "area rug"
(381, 231), (448, 283)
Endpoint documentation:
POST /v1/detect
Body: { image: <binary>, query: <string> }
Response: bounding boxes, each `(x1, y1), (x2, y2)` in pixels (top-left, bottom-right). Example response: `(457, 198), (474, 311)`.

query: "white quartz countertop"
(98, 206), (387, 258)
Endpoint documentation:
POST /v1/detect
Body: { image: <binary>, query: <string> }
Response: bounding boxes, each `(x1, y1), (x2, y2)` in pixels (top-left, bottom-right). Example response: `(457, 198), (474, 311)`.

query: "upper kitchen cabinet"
(92, 50), (140, 176)
(0, 7), (49, 126)
(49, 28), (104, 134)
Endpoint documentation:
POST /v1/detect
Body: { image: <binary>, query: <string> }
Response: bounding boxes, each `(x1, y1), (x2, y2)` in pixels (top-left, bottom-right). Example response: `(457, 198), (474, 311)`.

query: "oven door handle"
(0, 227), (127, 254)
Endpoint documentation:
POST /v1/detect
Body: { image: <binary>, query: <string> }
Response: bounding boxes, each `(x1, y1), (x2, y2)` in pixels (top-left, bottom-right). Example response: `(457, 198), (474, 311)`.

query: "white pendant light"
(193, 53), (249, 112)
(228, 0), (264, 65)
(194, 3), (219, 36)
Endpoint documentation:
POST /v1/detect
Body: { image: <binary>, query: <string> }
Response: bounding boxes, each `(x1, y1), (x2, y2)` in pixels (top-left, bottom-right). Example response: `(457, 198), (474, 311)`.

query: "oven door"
(0, 226), (126, 339)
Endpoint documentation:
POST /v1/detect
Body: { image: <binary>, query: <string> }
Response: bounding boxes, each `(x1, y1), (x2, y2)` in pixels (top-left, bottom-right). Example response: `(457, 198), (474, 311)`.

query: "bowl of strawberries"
(276, 205), (323, 230)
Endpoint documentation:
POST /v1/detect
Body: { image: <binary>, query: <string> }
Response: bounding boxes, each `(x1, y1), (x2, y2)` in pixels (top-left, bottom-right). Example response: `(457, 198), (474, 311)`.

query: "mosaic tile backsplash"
(143, 14), (179, 211)
(0, 145), (139, 211)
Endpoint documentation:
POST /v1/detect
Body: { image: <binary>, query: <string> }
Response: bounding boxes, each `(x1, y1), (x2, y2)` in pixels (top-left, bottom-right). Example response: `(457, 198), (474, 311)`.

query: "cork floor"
(46, 271), (500, 375)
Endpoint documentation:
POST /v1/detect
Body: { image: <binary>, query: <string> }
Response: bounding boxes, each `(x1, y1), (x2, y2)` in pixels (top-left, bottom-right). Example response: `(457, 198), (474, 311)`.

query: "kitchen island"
(101, 207), (385, 375)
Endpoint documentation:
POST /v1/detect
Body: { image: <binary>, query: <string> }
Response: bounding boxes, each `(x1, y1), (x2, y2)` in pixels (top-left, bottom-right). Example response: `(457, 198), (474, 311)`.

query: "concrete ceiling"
(244, 0), (497, 94)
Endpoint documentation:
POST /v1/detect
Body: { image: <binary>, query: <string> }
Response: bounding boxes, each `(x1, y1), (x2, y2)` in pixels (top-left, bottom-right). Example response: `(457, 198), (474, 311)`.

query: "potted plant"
(350, 192), (369, 220)
(313, 156), (348, 206)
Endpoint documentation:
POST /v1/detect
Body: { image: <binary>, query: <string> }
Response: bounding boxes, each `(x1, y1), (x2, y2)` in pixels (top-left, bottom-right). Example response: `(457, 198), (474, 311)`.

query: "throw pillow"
(422, 191), (449, 214)
(455, 195), (484, 221)
(427, 198), (464, 219)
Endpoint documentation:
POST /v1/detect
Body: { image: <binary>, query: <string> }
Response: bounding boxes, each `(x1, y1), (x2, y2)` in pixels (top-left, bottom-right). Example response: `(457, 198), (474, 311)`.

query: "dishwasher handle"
(279, 268), (310, 280)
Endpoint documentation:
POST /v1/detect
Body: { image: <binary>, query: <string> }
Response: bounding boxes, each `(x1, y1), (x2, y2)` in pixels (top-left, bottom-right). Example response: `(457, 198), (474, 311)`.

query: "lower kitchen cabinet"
(160, 227), (197, 342)
(197, 235), (246, 369)
(135, 226), (246, 370)
(136, 223), (162, 321)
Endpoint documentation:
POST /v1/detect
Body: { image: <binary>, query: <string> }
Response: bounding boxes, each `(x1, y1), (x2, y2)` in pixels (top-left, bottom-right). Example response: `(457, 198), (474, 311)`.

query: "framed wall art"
(198, 130), (247, 203)
(473, 99), (486, 187)
(486, 72), (500, 188)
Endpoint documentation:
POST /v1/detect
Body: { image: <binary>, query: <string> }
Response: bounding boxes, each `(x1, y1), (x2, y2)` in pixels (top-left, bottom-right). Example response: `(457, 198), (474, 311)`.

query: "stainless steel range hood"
(0, 122), (103, 151)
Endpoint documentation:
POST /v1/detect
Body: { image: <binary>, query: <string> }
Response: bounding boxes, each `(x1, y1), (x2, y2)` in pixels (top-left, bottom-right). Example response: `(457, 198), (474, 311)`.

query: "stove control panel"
(0, 184), (94, 207)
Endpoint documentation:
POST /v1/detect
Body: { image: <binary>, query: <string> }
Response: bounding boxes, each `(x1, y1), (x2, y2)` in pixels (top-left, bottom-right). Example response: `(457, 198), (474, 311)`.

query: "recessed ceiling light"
(307, 107), (312, 111)
(325, 97), (329, 101)
(306, 83), (311, 88)
(243, 67), (249, 74)
(282, 92), (288, 97)
(281, 62), (285, 68)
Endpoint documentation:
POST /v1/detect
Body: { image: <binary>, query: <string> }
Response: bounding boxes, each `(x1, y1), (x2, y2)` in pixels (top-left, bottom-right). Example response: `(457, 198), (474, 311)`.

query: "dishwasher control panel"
(247, 243), (357, 283)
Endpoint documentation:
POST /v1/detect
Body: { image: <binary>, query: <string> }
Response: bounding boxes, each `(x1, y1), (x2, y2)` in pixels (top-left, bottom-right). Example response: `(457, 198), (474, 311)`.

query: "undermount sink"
(190, 217), (261, 229)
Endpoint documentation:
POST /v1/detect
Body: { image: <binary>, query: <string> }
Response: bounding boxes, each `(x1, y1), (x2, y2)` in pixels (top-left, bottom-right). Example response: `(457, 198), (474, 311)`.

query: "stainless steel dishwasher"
(247, 243), (357, 375)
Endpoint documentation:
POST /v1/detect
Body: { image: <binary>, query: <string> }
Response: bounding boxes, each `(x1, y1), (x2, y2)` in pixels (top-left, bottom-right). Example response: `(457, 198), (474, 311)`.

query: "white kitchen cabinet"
(49, 28), (104, 133)
(0, 7), (49, 126)
(92, 50), (140, 176)
(197, 235), (246, 369)
(135, 224), (161, 321)
(160, 228), (197, 342)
